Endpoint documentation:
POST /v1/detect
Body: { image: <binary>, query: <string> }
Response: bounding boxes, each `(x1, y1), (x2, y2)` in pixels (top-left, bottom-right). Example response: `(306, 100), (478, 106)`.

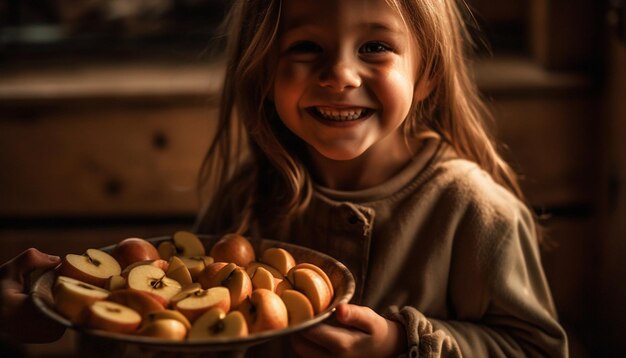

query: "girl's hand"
(0, 248), (66, 343)
(291, 303), (406, 358)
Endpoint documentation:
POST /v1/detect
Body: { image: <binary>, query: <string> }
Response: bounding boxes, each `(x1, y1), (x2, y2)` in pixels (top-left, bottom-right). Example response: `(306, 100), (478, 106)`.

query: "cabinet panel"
(0, 105), (216, 217)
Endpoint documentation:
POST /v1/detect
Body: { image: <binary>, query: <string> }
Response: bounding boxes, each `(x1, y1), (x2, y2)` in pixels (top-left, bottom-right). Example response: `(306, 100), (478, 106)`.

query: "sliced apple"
(57, 249), (121, 288)
(245, 262), (282, 280)
(180, 256), (214, 281)
(53, 276), (110, 324)
(210, 233), (256, 267)
(280, 289), (314, 326)
(121, 259), (169, 279)
(197, 262), (228, 289)
(206, 263), (252, 309)
(238, 288), (288, 333)
(287, 267), (332, 314)
(105, 275), (126, 291)
(127, 264), (182, 305)
(250, 266), (276, 292)
(188, 308), (248, 340)
(275, 279), (294, 296)
(261, 248), (296, 276)
(136, 318), (187, 340)
(143, 309), (192, 330)
(175, 286), (231, 323)
(107, 289), (165, 319)
(157, 231), (205, 260)
(291, 263), (334, 298)
(83, 300), (142, 334)
(170, 283), (203, 306)
(166, 256), (193, 287)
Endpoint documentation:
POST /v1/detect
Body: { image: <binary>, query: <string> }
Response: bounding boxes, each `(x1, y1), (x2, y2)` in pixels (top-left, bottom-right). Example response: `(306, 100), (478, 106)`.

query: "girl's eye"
(287, 41), (322, 54)
(359, 42), (393, 54)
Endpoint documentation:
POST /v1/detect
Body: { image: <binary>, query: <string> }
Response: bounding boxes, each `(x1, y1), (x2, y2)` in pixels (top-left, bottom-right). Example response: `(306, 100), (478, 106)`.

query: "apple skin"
(280, 289), (314, 326)
(106, 289), (165, 319)
(238, 288), (288, 333)
(206, 263), (252, 309)
(261, 248), (296, 276)
(136, 318), (188, 340)
(287, 268), (332, 314)
(57, 249), (121, 288)
(111, 238), (160, 270)
(83, 300), (142, 334)
(210, 234), (256, 267)
(197, 262), (228, 289)
(290, 263), (334, 297)
(121, 259), (169, 279)
(188, 308), (248, 340)
(53, 276), (110, 324)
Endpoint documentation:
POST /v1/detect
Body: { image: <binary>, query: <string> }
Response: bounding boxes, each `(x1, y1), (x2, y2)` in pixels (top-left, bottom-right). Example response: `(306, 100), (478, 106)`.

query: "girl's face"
(273, 0), (430, 162)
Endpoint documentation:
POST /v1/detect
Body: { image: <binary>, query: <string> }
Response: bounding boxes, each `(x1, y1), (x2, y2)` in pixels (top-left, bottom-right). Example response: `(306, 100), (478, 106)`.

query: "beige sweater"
(195, 138), (568, 357)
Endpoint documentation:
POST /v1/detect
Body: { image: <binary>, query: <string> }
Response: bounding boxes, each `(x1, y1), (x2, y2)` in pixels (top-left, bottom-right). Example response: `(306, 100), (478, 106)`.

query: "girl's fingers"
(291, 331), (332, 358)
(334, 303), (378, 334)
(299, 322), (361, 354)
(3, 248), (60, 278)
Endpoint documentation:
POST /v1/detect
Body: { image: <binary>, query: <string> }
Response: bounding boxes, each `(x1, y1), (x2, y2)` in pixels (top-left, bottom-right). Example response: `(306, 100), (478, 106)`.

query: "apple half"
(83, 300), (142, 334)
(175, 286), (231, 322)
(57, 249), (121, 288)
(126, 264), (182, 305)
(157, 231), (206, 260)
(188, 308), (248, 340)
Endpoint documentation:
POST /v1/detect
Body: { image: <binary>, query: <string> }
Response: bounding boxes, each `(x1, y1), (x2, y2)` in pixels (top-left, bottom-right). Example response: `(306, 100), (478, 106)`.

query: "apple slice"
(250, 266), (276, 292)
(287, 268), (331, 314)
(57, 249), (121, 287)
(175, 286), (231, 322)
(188, 308), (248, 340)
(261, 248), (296, 276)
(127, 264), (182, 305)
(111, 237), (160, 270)
(238, 288), (288, 333)
(180, 256), (214, 281)
(136, 318), (187, 340)
(245, 262), (282, 280)
(121, 259), (169, 279)
(143, 309), (192, 331)
(206, 263), (252, 309)
(157, 231), (205, 260)
(83, 300), (142, 334)
(105, 275), (126, 291)
(210, 233), (256, 267)
(197, 262), (228, 289)
(53, 276), (110, 324)
(280, 289), (314, 326)
(166, 256), (193, 287)
(291, 263), (334, 297)
(170, 283), (203, 306)
(107, 289), (165, 319)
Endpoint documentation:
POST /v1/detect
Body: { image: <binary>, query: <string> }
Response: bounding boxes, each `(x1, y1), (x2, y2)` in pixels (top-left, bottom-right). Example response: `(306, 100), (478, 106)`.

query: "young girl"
(194, 0), (568, 356)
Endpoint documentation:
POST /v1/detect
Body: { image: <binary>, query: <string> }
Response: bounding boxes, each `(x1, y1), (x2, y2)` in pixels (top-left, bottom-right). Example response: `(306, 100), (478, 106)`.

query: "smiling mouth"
(308, 107), (374, 122)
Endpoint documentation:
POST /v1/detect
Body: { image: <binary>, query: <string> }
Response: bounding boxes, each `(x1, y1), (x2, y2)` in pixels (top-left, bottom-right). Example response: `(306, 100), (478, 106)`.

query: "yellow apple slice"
(53, 276), (110, 324)
(261, 248), (296, 276)
(238, 288), (288, 333)
(175, 286), (231, 322)
(280, 289), (314, 326)
(250, 266), (276, 292)
(127, 264), (182, 305)
(136, 318), (187, 340)
(188, 308), (248, 340)
(143, 309), (192, 330)
(58, 249), (121, 288)
(287, 268), (332, 314)
(207, 263), (252, 309)
(83, 300), (142, 334)
(291, 263), (334, 297)
(166, 256), (193, 287)
(170, 283), (203, 305)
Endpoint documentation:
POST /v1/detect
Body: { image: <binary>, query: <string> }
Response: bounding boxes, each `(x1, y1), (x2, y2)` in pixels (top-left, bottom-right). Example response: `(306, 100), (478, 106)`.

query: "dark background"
(1, 0), (625, 356)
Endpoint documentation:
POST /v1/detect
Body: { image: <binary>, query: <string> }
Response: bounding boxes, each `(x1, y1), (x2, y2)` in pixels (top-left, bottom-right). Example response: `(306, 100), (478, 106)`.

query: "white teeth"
(315, 107), (366, 121)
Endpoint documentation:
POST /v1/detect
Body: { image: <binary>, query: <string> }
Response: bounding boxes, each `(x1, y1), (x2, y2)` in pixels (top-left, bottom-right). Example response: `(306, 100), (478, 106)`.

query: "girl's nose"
(318, 58), (362, 91)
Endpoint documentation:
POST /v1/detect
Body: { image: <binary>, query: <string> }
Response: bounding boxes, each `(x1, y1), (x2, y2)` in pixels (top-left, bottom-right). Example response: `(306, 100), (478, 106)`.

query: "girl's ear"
(413, 74), (435, 102)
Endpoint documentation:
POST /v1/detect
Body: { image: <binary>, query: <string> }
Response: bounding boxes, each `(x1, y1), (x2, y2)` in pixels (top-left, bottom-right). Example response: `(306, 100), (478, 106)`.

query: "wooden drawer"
(0, 103), (216, 217)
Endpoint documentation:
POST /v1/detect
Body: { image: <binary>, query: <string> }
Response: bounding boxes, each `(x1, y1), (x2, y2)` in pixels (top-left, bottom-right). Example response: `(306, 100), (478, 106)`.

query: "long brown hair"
(198, 0), (534, 239)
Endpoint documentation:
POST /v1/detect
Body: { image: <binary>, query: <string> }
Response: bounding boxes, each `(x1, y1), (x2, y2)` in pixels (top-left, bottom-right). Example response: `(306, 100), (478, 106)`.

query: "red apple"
(210, 234), (256, 267)
(112, 237), (160, 270)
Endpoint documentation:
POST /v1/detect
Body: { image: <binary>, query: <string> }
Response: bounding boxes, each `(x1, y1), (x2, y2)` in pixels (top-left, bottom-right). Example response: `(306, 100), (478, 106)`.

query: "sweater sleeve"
(386, 203), (568, 357)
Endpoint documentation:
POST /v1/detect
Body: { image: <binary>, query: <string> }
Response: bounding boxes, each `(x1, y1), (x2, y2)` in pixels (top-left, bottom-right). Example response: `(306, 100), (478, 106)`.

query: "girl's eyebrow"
(283, 21), (403, 35)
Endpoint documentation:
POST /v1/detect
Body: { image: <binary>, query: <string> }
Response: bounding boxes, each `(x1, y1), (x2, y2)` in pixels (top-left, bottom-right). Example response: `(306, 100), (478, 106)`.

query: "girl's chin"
(308, 145), (369, 162)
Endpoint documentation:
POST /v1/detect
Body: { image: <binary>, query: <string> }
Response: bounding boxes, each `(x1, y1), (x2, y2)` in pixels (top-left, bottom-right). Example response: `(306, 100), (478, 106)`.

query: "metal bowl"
(31, 235), (355, 353)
